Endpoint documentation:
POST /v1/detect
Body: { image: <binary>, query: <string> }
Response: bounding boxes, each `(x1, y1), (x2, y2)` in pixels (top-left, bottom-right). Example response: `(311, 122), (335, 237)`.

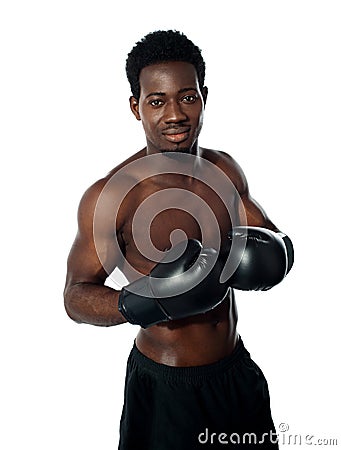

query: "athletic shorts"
(118, 337), (279, 449)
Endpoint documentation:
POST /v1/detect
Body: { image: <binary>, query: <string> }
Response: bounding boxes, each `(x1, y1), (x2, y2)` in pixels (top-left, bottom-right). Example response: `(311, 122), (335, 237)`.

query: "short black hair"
(126, 30), (206, 99)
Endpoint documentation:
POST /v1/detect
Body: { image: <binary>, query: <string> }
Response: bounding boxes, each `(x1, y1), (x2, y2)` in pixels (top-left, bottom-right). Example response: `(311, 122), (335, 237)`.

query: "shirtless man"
(64, 30), (294, 449)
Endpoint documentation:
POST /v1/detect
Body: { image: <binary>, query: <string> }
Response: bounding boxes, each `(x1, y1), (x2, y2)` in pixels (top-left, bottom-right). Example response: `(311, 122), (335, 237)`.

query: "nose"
(164, 99), (188, 123)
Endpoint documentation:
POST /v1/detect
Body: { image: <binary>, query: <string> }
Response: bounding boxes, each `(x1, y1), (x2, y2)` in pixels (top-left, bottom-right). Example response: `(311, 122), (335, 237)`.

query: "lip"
(163, 132), (190, 143)
(162, 127), (190, 136)
(162, 127), (191, 143)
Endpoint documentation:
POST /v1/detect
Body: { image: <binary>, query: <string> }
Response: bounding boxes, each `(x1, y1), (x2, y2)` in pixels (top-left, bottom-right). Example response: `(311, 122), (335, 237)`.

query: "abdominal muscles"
(135, 291), (238, 367)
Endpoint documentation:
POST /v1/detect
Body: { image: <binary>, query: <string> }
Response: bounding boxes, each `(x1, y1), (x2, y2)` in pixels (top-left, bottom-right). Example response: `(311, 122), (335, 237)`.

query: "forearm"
(64, 282), (127, 327)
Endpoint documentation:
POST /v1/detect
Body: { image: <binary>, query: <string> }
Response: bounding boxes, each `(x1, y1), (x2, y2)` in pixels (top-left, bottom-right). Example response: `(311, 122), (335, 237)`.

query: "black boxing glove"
(118, 239), (229, 328)
(225, 226), (294, 291)
(277, 231), (294, 274)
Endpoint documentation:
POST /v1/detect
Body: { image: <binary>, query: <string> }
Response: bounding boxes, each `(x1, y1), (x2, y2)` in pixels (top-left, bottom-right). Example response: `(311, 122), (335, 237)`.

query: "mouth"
(162, 127), (191, 144)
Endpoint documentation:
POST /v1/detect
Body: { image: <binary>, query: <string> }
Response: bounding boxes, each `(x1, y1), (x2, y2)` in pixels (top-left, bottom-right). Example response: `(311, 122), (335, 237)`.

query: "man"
(64, 30), (294, 449)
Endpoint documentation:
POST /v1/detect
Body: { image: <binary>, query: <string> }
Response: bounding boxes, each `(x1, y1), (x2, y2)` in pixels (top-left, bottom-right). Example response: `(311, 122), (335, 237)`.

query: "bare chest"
(119, 177), (237, 276)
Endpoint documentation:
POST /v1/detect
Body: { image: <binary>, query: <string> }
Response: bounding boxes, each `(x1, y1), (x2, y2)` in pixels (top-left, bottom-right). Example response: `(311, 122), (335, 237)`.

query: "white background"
(1, 0), (340, 448)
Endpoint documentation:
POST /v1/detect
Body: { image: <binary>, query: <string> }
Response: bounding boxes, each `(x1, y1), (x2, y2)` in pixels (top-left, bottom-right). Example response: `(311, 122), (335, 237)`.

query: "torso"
(114, 147), (241, 366)
(136, 291), (238, 366)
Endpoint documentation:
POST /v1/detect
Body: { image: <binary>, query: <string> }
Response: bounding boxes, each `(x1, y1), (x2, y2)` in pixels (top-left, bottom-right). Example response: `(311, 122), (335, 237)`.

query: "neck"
(142, 146), (203, 182)
(146, 139), (200, 157)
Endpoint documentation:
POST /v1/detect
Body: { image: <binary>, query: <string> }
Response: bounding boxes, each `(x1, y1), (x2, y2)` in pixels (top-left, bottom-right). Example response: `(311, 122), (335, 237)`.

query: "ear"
(202, 87), (208, 107)
(129, 96), (141, 120)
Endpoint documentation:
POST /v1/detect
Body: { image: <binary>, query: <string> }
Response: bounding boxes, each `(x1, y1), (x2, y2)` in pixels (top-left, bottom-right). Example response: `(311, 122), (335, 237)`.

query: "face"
(130, 61), (208, 154)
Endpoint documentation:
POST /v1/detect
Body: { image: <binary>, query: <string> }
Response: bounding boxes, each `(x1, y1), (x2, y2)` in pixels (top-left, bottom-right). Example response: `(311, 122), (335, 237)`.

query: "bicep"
(65, 182), (123, 287)
(238, 190), (279, 231)
(221, 152), (278, 231)
(66, 233), (117, 286)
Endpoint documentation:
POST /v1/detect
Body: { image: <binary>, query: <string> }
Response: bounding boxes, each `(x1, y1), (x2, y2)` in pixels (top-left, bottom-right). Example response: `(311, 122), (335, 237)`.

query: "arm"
(218, 152), (294, 288)
(65, 176), (228, 329)
(64, 180), (127, 327)
(237, 164), (294, 274)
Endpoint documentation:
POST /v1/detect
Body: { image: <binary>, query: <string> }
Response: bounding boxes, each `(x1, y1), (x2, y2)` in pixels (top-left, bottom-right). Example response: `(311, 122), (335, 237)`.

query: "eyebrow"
(178, 87), (198, 94)
(145, 87), (198, 99)
(146, 92), (166, 99)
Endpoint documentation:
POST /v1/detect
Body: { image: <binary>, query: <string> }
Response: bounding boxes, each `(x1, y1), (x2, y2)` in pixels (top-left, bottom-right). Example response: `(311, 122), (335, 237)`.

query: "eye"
(182, 95), (198, 104)
(149, 99), (164, 107)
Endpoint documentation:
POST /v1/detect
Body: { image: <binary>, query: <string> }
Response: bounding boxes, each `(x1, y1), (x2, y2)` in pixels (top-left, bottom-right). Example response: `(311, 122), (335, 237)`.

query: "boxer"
(64, 30), (294, 449)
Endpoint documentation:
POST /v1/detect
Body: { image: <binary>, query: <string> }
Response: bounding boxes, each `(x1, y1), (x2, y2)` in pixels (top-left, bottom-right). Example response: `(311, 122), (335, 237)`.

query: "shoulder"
(78, 149), (147, 227)
(200, 148), (248, 195)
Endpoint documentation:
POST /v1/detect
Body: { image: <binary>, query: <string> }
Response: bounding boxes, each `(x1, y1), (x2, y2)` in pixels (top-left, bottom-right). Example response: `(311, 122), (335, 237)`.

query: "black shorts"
(118, 338), (278, 449)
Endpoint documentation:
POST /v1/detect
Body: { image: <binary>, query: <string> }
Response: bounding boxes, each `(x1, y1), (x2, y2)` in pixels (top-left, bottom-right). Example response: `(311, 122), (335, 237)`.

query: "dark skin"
(64, 61), (279, 367)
